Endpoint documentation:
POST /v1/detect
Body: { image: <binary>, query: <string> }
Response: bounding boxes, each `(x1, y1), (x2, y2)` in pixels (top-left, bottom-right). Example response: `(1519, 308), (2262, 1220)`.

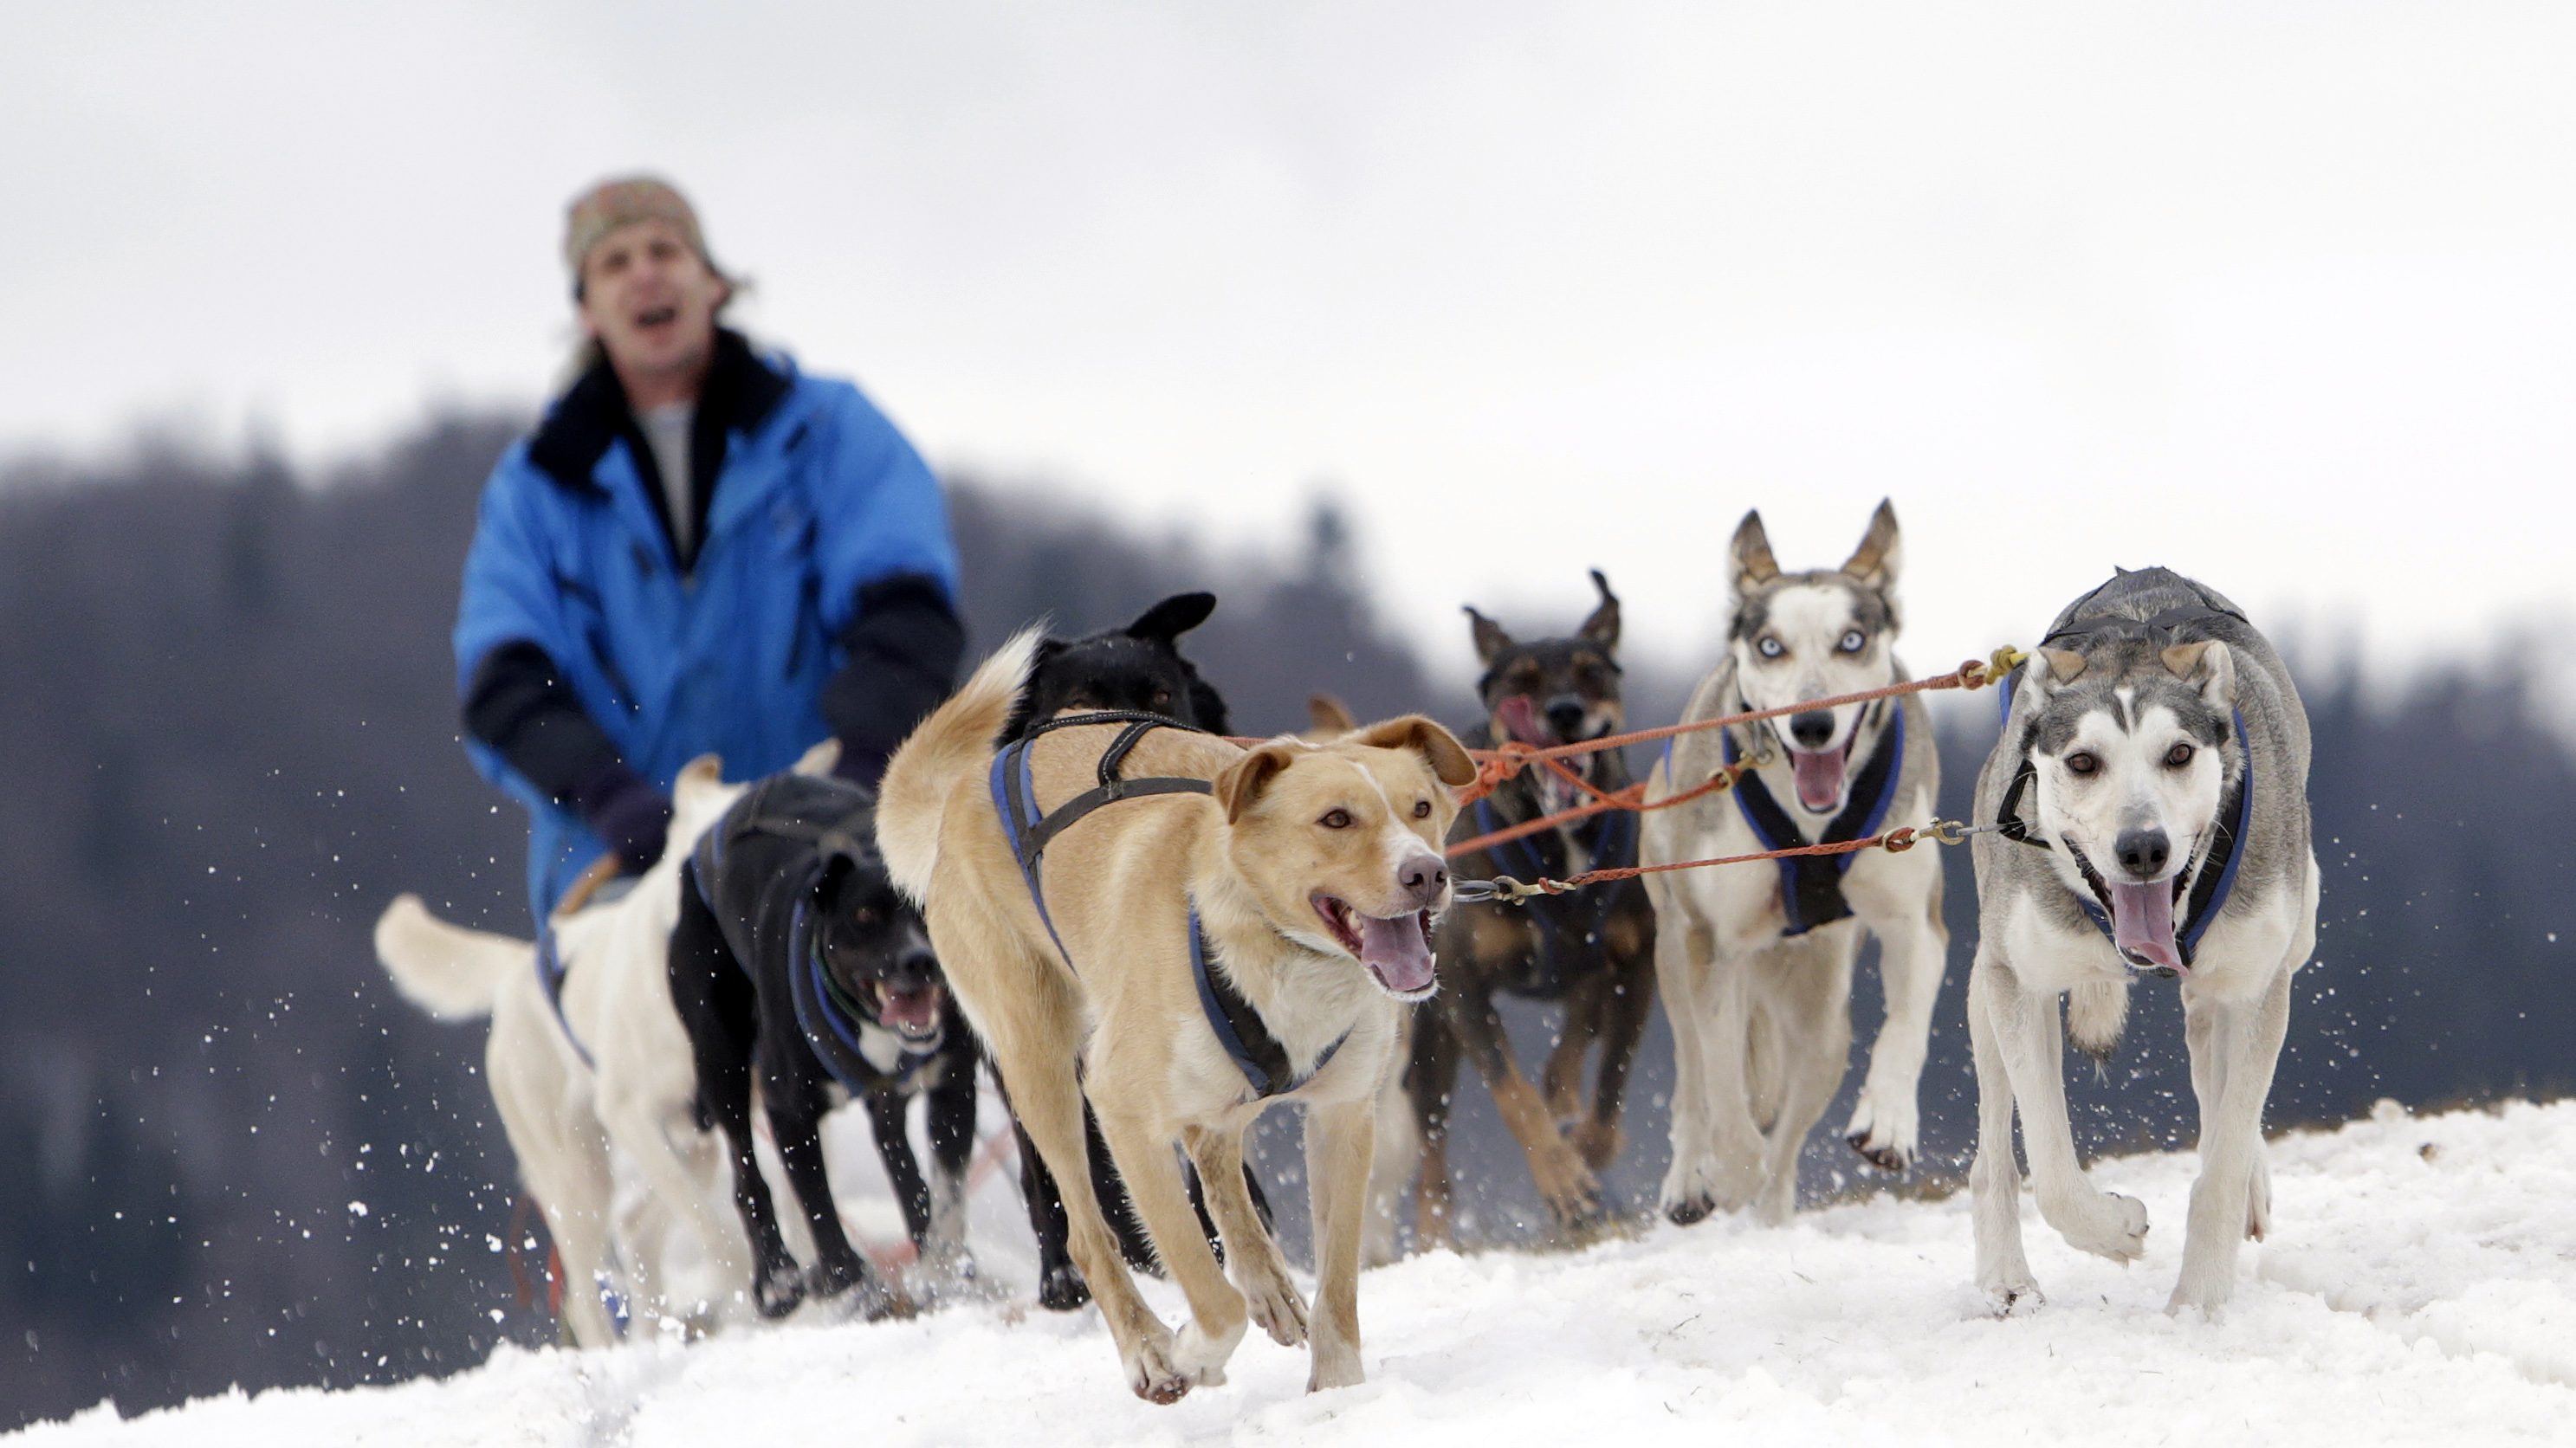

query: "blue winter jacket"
(455, 337), (960, 915)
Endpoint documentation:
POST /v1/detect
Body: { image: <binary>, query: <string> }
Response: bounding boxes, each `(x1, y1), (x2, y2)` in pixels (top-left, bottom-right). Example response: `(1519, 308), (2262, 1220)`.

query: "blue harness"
(989, 712), (1346, 1100)
(1992, 602), (2256, 972)
(1660, 698), (1907, 938)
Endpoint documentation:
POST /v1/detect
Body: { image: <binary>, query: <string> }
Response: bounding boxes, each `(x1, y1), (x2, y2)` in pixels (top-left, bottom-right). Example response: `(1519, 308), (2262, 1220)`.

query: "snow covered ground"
(16, 1097), (2574, 1446)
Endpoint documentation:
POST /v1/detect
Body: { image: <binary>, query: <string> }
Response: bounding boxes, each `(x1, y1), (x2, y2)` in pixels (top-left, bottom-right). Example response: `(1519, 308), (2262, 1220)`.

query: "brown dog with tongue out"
(877, 630), (1476, 1403)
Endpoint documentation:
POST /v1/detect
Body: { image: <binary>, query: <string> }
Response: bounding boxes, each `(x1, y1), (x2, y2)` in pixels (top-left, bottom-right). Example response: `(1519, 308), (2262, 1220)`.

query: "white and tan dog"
(877, 632), (1474, 1402)
(376, 752), (786, 1346)
(1641, 501), (1949, 1224)
(1966, 567), (2314, 1315)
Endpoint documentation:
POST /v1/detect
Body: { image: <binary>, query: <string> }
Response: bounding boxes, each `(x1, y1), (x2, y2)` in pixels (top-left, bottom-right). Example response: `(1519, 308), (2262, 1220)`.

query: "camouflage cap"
(562, 176), (715, 290)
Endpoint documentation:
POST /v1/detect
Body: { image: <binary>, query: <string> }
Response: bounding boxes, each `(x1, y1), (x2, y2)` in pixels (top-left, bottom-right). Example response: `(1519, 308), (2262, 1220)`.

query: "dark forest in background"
(1, 418), (2567, 1428)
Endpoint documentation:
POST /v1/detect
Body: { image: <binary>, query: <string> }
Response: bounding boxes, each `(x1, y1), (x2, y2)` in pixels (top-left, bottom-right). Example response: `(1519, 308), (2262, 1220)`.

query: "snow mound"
(20, 1098), (2576, 1446)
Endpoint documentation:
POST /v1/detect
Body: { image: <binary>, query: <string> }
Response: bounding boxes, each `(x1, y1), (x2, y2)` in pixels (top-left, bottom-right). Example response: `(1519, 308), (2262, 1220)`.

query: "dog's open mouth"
(1311, 894), (1439, 999)
(2067, 844), (2192, 977)
(1787, 733), (1856, 812)
(868, 981), (947, 1042)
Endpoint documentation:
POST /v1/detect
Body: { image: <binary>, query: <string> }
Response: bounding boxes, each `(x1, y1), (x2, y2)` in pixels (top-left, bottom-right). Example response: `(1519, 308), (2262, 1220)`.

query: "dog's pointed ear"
(1731, 511), (1779, 598)
(1127, 591), (1216, 643)
(1464, 605), (1513, 667)
(2034, 647), (2089, 688)
(2162, 640), (2236, 708)
(1352, 714), (1479, 788)
(1841, 499), (1901, 589)
(1306, 693), (1357, 736)
(1213, 740), (1301, 824)
(1577, 569), (1621, 650)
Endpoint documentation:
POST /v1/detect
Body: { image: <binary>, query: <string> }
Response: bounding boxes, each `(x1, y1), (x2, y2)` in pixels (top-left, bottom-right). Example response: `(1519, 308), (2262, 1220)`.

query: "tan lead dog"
(878, 631), (1474, 1402)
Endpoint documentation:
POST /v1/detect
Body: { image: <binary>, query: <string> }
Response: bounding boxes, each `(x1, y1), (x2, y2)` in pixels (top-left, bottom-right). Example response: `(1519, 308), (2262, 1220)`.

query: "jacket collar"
(526, 328), (793, 495)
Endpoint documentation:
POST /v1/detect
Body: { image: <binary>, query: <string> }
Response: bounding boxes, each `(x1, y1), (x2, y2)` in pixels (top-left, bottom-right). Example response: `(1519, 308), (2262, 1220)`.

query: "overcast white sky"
(7, 2), (2573, 685)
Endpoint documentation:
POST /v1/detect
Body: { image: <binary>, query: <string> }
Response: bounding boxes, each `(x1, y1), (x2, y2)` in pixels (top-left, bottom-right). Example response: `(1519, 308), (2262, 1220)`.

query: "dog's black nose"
(893, 948), (941, 983)
(1544, 696), (1588, 740)
(1789, 710), (1835, 751)
(1399, 854), (1448, 907)
(2113, 828), (2170, 879)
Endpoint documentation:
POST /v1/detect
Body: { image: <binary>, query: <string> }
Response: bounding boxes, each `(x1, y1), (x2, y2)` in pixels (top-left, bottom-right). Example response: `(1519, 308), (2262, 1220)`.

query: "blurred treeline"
(0, 418), (2567, 1428)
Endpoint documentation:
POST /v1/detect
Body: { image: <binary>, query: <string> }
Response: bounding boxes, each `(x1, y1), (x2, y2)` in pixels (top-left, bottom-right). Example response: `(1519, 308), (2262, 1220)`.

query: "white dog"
(1641, 501), (1949, 1224)
(376, 753), (770, 1345)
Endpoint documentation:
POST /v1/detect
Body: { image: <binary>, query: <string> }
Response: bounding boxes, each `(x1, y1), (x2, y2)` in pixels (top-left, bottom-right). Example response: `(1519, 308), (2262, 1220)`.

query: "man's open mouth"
(868, 980), (946, 1041)
(635, 304), (679, 330)
(2066, 844), (2192, 977)
(1311, 894), (1439, 999)
(1786, 732), (1856, 812)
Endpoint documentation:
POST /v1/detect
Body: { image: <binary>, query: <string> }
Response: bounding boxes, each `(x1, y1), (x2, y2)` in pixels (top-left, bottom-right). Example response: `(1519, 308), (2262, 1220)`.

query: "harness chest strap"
(988, 712), (1347, 1100)
(1660, 696), (1905, 938)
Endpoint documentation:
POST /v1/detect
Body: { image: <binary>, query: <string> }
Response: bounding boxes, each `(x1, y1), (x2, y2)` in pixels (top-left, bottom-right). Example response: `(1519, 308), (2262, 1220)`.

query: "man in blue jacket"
(456, 177), (963, 918)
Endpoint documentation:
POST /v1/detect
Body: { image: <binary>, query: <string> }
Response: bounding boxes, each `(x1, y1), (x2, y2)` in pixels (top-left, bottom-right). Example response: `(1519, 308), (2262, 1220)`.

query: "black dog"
(1412, 571), (1657, 1243)
(998, 591), (1279, 1311)
(669, 771), (972, 1319)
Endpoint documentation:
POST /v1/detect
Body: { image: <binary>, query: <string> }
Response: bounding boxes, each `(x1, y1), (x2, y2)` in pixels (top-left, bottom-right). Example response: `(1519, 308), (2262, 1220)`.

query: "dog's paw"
(1037, 1262), (1092, 1313)
(2165, 1262), (2237, 1317)
(1981, 1280), (2045, 1317)
(1661, 1154), (1719, 1226)
(809, 1257), (907, 1322)
(1239, 1269), (1309, 1348)
(1530, 1140), (1606, 1228)
(2247, 1159), (2274, 1243)
(1665, 1193), (1715, 1227)
(1168, 1316), (1244, 1390)
(1842, 1090), (1918, 1174)
(1125, 1331), (1194, 1406)
(1568, 1118), (1625, 1173)
(752, 1260), (806, 1319)
(1306, 1342), (1365, 1393)
(2063, 1192), (2151, 1264)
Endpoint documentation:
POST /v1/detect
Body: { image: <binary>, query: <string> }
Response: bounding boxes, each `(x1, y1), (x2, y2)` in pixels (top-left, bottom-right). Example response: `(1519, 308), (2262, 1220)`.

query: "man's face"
(576, 219), (727, 387)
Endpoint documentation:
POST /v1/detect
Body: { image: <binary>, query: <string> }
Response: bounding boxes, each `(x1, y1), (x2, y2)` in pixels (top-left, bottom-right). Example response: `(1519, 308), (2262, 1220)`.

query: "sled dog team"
(379, 500), (2316, 1402)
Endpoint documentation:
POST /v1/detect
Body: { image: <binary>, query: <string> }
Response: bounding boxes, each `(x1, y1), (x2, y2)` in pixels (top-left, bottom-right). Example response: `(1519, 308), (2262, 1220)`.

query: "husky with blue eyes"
(1641, 500), (1950, 1225)
(1966, 566), (2315, 1315)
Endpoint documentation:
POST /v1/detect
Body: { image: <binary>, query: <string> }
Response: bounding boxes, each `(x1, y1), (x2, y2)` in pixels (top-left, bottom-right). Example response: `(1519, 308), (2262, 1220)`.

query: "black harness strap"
(988, 712), (1346, 1100)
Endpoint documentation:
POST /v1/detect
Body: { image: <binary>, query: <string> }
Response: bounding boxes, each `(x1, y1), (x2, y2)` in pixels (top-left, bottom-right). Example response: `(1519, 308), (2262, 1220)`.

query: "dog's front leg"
(764, 1063), (896, 1318)
(866, 1089), (935, 1248)
(1304, 1095), (1375, 1393)
(1966, 953), (2040, 1311)
(1094, 1103), (1247, 1389)
(1985, 961), (2148, 1266)
(1650, 883), (1723, 1224)
(1844, 850), (1949, 1173)
(2169, 966), (2293, 1315)
(1444, 977), (1603, 1232)
(921, 1056), (978, 1279)
(1185, 1122), (1304, 1348)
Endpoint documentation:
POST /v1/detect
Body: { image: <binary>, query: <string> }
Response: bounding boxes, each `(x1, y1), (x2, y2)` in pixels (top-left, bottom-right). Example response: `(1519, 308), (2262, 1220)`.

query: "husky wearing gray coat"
(1967, 567), (2316, 1315)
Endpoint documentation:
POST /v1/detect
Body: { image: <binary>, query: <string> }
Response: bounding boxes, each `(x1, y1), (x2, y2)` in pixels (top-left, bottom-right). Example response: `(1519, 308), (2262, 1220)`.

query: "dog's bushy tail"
(2067, 979), (2131, 1061)
(879, 625), (1043, 907)
(374, 894), (531, 1022)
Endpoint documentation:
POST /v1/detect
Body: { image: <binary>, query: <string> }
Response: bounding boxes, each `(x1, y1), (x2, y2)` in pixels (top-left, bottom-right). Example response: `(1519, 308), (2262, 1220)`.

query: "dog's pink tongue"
(1497, 695), (1548, 747)
(882, 985), (942, 1033)
(1356, 912), (1436, 995)
(1790, 749), (1846, 812)
(2109, 882), (2183, 973)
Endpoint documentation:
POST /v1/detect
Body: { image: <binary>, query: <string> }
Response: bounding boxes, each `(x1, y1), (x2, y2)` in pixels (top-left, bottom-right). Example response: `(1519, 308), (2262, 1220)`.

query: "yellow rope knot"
(1958, 644), (2029, 690)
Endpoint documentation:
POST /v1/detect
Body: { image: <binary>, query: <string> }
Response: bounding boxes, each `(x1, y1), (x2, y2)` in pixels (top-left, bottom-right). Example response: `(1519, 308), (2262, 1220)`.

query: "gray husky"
(1642, 501), (1949, 1225)
(1967, 567), (2315, 1315)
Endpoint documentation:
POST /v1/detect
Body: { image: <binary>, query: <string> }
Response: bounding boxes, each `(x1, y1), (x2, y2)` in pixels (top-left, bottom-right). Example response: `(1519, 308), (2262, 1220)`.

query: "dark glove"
(571, 760), (671, 875)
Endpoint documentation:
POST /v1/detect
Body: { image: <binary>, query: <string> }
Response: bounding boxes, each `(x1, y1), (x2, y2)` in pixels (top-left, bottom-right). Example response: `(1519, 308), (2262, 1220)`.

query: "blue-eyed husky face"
(1726, 501), (1903, 816)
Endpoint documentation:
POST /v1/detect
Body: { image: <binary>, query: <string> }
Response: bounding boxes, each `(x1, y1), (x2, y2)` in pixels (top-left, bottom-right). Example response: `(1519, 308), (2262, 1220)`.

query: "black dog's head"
(812, 825), (947, 1048)
(1462, 571), (1625, 812)
(1002, 591), (1231, 740)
